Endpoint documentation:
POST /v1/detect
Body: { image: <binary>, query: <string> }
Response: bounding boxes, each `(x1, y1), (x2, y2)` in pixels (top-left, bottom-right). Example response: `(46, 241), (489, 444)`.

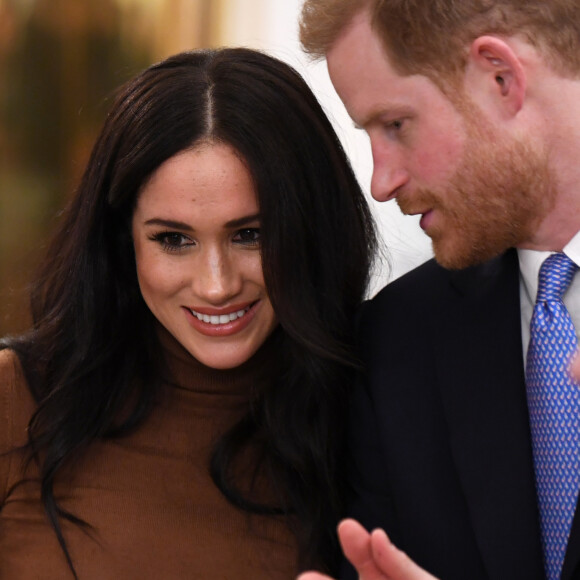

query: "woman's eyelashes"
(233, 228), (261, 247)
(149, 227), (261, 253)
(150, 231), (193, 253)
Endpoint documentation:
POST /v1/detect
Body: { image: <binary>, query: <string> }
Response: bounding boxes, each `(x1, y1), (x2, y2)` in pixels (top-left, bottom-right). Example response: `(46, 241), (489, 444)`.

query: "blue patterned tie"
(526, 252), (580, 580)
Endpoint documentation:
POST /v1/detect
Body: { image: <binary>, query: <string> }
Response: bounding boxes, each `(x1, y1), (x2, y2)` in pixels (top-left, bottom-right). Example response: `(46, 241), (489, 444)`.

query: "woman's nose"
(193, 247), (242, 304)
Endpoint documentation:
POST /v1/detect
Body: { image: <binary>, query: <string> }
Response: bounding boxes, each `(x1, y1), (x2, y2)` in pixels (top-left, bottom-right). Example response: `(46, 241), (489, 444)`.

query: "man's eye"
(386, 119), (403, 130)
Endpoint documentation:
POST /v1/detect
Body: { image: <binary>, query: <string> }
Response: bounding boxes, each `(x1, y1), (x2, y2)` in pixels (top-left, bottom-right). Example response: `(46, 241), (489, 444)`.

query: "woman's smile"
(187, 303), (252, 325)
(183, 301), (261, 337)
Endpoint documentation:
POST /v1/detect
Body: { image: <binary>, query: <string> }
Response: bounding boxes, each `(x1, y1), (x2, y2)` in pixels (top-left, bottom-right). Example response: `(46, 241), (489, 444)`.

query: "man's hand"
(571, 351), (580, 382)
(297, 519), (438, 580)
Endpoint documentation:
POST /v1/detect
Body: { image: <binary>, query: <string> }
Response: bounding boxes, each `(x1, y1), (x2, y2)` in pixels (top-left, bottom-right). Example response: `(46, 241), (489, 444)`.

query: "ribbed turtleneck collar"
(155, 324), (281, 398)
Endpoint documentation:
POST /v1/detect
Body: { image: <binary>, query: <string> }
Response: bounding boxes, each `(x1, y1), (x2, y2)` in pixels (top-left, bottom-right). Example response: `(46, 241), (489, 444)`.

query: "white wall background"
(219, 0), (434, 295)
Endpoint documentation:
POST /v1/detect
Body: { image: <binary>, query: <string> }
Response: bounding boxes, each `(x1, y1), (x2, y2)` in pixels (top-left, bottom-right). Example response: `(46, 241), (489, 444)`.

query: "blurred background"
(0, 0), (432, 335)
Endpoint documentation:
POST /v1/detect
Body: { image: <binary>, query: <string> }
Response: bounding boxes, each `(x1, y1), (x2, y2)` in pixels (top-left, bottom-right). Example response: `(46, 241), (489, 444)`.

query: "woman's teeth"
(190, 307), (250, 325)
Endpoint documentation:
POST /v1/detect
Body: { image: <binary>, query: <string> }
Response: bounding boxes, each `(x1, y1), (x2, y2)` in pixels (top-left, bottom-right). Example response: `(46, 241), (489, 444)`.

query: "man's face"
(326, 10), (555, 269)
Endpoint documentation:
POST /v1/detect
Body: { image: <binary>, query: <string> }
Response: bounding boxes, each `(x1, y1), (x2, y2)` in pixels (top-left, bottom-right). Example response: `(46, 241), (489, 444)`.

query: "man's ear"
(463, 35), (526, 119)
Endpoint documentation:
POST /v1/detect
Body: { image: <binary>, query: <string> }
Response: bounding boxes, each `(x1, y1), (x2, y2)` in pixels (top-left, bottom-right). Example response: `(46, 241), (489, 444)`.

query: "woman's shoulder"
(0, 347), (22, 370)
(0, 348), (35, 504)
(0, 349), (27, 391)
(0, 348), (34, 432)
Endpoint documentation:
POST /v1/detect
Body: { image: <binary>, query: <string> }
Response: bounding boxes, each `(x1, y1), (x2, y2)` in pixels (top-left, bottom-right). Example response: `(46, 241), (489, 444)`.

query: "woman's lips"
(183, 302), (259, 337)
(189, 306), (250, 325)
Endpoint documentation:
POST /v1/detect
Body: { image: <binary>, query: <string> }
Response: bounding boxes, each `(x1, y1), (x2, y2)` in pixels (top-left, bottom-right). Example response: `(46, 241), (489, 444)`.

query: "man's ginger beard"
(397, 102), (557, 270)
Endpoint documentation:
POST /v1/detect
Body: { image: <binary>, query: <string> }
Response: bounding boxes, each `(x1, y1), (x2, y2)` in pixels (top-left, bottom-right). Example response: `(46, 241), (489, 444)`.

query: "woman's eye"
(151, 232), (193, 252)
(233, 228), (261, 247)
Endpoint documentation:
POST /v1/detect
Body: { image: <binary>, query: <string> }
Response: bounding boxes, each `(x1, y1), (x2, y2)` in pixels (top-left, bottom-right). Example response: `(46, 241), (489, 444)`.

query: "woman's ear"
(463, 35), (526, 119)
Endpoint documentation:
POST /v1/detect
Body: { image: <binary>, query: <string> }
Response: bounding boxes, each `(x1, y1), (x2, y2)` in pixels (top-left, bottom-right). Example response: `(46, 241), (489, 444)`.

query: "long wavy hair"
(2, 48), (377, 576)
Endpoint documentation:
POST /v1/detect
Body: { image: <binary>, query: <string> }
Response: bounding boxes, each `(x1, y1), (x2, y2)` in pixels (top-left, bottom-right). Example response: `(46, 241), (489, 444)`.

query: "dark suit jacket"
(343, 249), (580, 579)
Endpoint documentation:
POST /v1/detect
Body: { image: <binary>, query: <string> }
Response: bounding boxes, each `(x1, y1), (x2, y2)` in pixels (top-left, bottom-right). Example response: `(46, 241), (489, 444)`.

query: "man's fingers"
(570, 350), (580, 382)
(338, 519), (388, 580)
(370, 528), (438, 580)
(298, 519), (439, 580)
(296, 573), (335, 580)
(338, 519), (373, 564)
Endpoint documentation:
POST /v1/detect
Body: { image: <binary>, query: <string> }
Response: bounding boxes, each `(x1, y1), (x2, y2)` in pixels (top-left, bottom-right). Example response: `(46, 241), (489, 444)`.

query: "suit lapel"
(432, 250), (544, 578)
(562, 516), (580, 579)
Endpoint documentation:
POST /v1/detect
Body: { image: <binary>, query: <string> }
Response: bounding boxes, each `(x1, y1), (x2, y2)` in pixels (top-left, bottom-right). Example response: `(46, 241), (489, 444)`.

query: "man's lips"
(399, 204), (434, 232)
(419, 210), (434, 231)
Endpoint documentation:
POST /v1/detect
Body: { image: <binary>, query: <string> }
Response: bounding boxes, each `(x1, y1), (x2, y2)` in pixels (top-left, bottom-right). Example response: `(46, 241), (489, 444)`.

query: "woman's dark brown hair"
(2, 48), (378, 577)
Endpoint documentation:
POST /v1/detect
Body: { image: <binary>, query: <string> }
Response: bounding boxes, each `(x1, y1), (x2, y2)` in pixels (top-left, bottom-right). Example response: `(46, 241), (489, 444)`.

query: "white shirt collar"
(517, 231), (580, 358)
(518, 231), (580, 303)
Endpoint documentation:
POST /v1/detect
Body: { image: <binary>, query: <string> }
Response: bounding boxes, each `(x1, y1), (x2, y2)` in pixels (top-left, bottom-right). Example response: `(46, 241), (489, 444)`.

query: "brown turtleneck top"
(0, 329), (298, 578)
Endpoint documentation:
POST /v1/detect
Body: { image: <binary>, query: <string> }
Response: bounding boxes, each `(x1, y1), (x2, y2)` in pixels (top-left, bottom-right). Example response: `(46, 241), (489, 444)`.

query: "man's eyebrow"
(356, 104), (413, 129)
(353, 109), (384, 129)
(143, 214), (261, 230)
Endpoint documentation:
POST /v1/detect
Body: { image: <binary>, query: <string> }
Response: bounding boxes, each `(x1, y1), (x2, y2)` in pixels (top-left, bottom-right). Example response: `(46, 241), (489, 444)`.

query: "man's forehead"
(327, 20), (435, 126)
(326, 5), (372, 56)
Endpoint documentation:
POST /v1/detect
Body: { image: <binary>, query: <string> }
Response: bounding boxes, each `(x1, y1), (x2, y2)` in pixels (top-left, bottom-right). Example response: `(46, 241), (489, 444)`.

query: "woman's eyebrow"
(144, 218), (193, 231)
(143, 214), (261, 230)
(224, 213), (261, 228)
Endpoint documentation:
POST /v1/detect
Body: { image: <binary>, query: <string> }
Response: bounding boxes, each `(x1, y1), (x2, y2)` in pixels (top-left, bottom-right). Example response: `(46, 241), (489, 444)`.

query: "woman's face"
(132, 142), (278, 369)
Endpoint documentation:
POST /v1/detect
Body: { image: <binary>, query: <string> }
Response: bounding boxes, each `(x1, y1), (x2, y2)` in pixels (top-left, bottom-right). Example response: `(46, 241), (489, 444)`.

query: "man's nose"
(369, 140), (409, 202)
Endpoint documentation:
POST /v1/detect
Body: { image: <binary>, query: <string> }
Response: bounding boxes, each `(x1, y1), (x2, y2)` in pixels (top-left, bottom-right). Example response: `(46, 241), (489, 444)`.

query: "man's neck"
(519, 67), (580, 251)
